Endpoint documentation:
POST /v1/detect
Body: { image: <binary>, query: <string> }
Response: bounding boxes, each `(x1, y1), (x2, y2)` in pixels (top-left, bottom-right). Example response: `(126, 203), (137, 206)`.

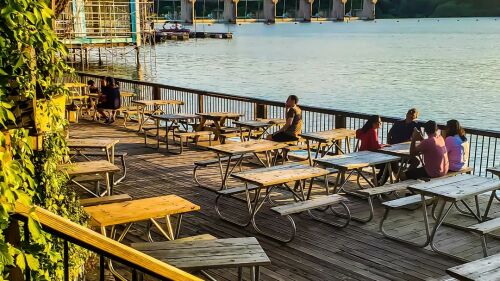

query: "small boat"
(158, 22), (190, 33)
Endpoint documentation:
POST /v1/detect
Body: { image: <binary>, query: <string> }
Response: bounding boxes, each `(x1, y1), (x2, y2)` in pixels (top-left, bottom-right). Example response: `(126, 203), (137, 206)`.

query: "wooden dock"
(71, 119), (500, 280)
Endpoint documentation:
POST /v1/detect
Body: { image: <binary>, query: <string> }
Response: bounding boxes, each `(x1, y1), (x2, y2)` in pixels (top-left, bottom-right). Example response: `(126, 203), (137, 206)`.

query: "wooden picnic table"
(314, 151), (401, 192)
(446, 252), (500, 281)
(195, 112), (242, 141)
(151, 114), (200, 152)
(233, 118), (286, 141)
(132, 100), (184, 132)
(206, 139), (289, 190)
(67, 138), (119, 164)
(58, 160), (120, 197)
(230, 163), (332, 242)
(84, 194), (200, 280)
(300, 128), (356, 165)
(407, 174), (500, 260)
(64, 82), (87, 88)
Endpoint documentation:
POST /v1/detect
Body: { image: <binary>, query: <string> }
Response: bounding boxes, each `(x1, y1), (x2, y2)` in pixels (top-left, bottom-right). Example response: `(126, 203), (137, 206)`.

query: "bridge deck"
(71, 119), (500, 281)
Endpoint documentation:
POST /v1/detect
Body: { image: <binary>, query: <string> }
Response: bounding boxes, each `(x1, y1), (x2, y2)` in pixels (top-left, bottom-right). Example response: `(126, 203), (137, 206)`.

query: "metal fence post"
(152, 85), (161, 100)
(198, 94), (204, 113)
(335, 114), (347, 154)
(255, 103), (268, 119)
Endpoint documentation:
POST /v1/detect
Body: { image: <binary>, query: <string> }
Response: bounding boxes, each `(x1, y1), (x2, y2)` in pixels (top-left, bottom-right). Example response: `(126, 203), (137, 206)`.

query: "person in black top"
(388, 108), (420, 144)
(379, 108), (421, 185)
(97, 77), (121, 124)
(87, 80), (99, 94)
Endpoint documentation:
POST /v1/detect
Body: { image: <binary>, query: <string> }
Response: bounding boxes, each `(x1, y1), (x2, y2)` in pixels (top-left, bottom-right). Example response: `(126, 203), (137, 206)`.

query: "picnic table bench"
(380, 174), (500, 260)
(69, 150), (128, 185)
(227, 163), (350, 242)
(132, 99), (184, 132)
(195, 112), (243, 143)
(84, 195), (201, 280)
(446, 252), (500, 281)
(300, 128), (356, 165)
(233, 118), (286, 141)
(205, 139), (289, 190)
(67, 138), (119, 164)
(132, 237), (271, 281)
(58, 160), (121, 197)
(13, 202), (201, 281)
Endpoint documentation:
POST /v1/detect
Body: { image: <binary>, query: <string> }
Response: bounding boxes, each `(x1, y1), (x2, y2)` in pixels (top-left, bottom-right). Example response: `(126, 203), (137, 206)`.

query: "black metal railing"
(76, 72), (500, 178)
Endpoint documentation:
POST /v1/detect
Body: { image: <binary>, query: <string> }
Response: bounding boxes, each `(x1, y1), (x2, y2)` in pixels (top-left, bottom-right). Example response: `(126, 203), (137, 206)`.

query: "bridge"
(152, 0), (377, 24)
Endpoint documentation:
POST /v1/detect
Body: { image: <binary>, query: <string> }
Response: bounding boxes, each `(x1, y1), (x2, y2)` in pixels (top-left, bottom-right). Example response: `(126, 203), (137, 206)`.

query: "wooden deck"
(70, 119), (500, 281)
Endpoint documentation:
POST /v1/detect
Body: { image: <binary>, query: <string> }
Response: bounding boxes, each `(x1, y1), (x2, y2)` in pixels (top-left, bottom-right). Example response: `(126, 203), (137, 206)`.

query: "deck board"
(70, 119), (500, 281)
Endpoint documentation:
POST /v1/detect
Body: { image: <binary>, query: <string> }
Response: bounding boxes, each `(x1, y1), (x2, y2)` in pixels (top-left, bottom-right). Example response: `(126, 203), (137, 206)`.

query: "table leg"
(306, 139), (313, 166)
(137, 104), (145, 132)
(111, 145), (115, 164)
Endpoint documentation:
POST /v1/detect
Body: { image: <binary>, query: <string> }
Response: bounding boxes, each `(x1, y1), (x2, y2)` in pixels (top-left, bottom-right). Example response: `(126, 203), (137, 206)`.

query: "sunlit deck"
(71, 119), (500, 281)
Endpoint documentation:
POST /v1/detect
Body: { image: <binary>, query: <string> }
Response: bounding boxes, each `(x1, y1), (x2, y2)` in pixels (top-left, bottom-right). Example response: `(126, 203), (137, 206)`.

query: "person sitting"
(356, 115), (389, 185)
(267, 95), (302, 142)
(388, 108), (420, 145)
(445, 119), (469, 172)
(87, 80), (99, 94)
(97, 77), (121, 124)
(403, 120), (449, 180)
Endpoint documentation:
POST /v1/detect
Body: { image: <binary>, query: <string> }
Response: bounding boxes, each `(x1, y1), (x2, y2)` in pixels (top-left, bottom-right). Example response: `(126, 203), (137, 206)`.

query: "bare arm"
(409, 129), (423, 156)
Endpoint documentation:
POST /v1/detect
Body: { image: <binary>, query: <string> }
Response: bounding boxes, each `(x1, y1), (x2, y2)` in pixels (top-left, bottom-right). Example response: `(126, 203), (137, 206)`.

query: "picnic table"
(446, 252), (500, 281)
(376, 141), (421, 179)
(300, 128), (356, 165)
(206, 139), (289, 190)
(64, 82), (87, 88)
(232, 118), (286, 141)
(314, 150), (401, 193)
(84, 195), (200, 280)
(487, 167), (500, 200)
(407, 174), (500, 260)
(132, 100), (184, 132)
(58, 160), (120, 197)
(230, 163), (344, 242)
(195, 112), (242, 141)
(67, 138), (119, 164)
(151, 114), (201, 153)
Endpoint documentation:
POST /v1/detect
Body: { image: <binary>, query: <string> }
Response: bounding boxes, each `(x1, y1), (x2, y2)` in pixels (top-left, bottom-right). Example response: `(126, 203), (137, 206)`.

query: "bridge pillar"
(181, 0), (196, 23)
(263, 0), (278, 23)
(359, 0), (376, 20)
(330, 0), (346, 21)
(297, 0), (313, 22)
(223, 0), (239, 23)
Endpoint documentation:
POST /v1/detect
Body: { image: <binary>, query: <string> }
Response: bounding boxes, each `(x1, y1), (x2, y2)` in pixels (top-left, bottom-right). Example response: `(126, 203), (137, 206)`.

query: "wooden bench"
(379, 194), (434, 247)
(131, 237), (271, 281)
(80, 194), (132, 207)
(446, 252), (500, 280)
(143, 125), (179, 147)
(173, 131), (214, 153)
(467, 217), (500, 257)
(13, 202), (201, 281)
(421, 167), (474, 181)
(71, 151), (128, 185)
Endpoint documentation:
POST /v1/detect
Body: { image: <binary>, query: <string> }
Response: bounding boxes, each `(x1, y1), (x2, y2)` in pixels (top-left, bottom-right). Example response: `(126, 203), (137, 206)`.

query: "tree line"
(375, 0), (500, 18)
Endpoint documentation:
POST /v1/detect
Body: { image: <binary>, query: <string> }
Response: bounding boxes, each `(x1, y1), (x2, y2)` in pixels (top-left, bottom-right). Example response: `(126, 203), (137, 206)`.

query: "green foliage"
(376, 0), (500, 18)
(0, 0), (89, 279)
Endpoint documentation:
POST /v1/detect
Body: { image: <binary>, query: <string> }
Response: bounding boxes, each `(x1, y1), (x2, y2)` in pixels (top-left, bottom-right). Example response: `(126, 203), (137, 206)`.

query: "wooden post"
(198, 94), (204, 113)
(152, 85), (161, 100)
(255, 103), (268, 119)
(334, 114), (347, 154)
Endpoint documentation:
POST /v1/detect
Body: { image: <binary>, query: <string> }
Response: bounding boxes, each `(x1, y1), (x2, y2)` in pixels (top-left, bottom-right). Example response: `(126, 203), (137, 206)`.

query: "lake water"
(88, 18), (500, 131)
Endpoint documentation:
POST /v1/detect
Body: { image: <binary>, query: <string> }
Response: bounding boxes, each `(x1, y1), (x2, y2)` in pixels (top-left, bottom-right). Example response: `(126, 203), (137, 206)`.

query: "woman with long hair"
(356, 115), (384, 151)
(445, 119), (469, 171)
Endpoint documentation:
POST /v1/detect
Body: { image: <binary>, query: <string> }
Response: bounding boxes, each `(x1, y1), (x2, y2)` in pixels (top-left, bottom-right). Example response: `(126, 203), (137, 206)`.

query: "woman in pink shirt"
(445, 119), (469, 172)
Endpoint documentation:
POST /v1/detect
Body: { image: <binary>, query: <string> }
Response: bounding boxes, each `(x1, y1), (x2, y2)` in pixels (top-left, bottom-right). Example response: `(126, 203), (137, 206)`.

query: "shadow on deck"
(70, 119), (500, 281)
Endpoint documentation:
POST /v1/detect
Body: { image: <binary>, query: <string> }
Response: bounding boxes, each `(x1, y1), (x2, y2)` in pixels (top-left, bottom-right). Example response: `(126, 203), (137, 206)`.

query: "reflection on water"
(84, 18), (500, 131)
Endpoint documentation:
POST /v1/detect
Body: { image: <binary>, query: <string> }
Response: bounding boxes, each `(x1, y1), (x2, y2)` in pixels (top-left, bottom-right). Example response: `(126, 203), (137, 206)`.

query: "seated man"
(388, 108), (420, 145)
(403, 120), (449, 180)
(267, 95), (302, 142)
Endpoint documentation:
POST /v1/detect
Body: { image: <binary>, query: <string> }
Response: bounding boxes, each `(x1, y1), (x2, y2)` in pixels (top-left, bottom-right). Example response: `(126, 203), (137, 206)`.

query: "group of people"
(267, 95), (469, 183)
(87, 77), (121, 124)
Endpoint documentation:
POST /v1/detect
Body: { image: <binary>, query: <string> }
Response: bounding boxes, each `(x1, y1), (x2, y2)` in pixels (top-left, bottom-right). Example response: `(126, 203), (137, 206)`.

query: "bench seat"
(446, 252), (500, 280)
(467, 217), (500, 257)
(80, 194), (132, 207)
(131, 237), (271, 279)
(272, 195), (347, 216)
(356, 179), (422, 197)
(218, 185), (260, 196)
(382, 195), (433, 209)
(194, 155), (252, 167)
(73, 174), (104, 183)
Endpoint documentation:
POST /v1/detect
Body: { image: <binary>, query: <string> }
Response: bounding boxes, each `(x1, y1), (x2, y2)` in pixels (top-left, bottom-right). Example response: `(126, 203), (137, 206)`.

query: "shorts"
(271, 132), (298, 142)
(405, 167), (429, 180)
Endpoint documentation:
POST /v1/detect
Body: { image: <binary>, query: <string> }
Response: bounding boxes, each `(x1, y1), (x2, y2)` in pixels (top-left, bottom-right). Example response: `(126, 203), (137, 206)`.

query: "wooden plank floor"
(70, 119), (500, 281)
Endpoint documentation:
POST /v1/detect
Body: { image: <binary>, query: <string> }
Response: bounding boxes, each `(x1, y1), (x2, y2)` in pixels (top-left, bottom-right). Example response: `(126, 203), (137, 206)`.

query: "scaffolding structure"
(56, 0), (157, 72)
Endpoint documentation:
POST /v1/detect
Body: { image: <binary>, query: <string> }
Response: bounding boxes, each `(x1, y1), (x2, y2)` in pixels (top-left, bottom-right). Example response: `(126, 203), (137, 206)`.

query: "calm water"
(88, 18), (500, 130)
